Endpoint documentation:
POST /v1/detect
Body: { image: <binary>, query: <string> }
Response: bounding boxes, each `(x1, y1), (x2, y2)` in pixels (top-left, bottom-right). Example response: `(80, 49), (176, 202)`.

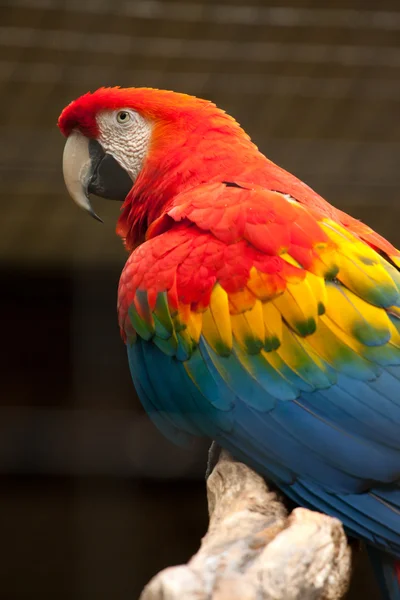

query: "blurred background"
(1, 0), (399, 598)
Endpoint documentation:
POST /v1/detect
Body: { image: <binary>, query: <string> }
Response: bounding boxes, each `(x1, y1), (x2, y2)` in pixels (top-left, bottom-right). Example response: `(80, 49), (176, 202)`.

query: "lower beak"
(62, 131), (133, 221)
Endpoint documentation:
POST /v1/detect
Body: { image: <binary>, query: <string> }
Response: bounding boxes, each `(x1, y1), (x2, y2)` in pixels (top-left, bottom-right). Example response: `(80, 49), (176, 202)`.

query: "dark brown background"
(1, 0), (399, 598)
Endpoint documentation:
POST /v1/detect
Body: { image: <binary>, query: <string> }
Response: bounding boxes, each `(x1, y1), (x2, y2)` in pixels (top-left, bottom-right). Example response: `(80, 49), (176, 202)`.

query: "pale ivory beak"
(62, 130), (102, 222)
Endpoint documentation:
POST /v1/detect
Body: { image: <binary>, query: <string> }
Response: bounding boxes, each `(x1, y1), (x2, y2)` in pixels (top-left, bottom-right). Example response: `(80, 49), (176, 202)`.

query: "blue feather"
(134, 378), (192, 447)
(140, 340), (233, 436)
(233, 401), (366, 492)
(127, 343), (193, 446)
(128, 333), (400, 561)
(138, 341), (202, 436)
(184, 349), (235, 412)
(368, 547), (400, 600)
(374, 488), (400, 510)
(286, 480), (400, 554)
(300, 377), (400, 450)
(233, 342), (299, 401)
(199, 338), (278, 411)
(271, 399), (400, 483)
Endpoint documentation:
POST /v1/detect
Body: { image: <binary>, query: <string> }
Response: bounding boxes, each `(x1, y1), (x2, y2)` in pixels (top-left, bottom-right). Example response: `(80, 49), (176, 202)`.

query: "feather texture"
(118, 181), (400, 563)
(60, 87), (400, 596)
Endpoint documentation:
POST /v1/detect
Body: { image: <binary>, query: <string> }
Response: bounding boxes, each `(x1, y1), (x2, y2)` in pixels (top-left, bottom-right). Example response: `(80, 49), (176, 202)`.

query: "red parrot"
(59, 87), (400, 598)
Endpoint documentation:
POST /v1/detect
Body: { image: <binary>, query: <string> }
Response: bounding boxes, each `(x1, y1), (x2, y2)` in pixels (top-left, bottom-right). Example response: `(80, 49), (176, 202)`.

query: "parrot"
(59, 87), (400, 598)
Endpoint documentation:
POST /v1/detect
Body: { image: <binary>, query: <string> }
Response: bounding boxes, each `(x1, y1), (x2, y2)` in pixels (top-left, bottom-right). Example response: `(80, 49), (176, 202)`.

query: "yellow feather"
(320, 219), (399, 306)
(307, 317), (353, 360)
(202, 284), (232, 356)
(272, 279), (318, 337)
(378, 256), (400, 293)
(276, 324), (328, 382)
(320, 219), (361, 245)
(246, 267), (274, 301)
(319, 314), (363, 354)
(306, 315), (379, 378)
(186, 311), (203, 344)
(271, 323), (336, 389)
(228, 287), (256, 314)
(281, 253), (302, 267)
(336, 251), (398, 307)
(262, 302), (282, 350)
(231, 299), (265, 354)
(325, 284), (391, 346)
(305, 271), (327, 315)
(309, 245), (339, 279)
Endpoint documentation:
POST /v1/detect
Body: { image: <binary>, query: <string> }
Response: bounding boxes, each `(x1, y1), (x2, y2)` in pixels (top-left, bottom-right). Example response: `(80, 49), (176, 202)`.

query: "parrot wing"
(118, 181), (400, 555)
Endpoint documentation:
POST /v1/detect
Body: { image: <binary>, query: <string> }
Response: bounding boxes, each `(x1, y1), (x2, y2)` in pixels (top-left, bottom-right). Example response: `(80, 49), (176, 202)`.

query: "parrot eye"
(116, 110), (131, 124)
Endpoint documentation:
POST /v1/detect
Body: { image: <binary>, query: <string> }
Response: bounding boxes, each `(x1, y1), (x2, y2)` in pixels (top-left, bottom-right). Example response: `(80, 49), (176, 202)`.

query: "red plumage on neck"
(58, 86), (344, 251)
(116, 112), (273, 249)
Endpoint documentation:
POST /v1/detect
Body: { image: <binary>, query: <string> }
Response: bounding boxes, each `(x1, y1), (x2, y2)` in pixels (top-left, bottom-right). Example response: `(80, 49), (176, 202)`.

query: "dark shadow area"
(1, 475), (208, 600)
(0, 265), (209, 599)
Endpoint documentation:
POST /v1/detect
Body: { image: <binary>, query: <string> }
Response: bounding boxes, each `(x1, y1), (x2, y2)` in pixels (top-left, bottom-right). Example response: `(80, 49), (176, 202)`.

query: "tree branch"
(140, 450), (352, 600)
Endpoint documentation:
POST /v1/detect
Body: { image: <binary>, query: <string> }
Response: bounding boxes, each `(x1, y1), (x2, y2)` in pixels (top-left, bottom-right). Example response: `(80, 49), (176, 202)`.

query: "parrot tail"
(368, 546), (400, 600)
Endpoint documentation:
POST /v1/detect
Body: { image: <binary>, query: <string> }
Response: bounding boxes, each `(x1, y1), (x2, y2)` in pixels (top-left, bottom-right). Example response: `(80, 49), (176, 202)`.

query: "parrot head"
(58, 86), (256, 246)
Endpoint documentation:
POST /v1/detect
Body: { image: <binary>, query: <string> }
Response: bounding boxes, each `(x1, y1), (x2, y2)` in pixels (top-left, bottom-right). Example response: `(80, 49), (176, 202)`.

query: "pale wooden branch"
(140, 450), (352, 600)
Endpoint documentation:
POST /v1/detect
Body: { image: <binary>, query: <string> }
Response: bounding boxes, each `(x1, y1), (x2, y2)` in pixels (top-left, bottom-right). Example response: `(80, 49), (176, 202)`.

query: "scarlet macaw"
(59, 87), (400, 598)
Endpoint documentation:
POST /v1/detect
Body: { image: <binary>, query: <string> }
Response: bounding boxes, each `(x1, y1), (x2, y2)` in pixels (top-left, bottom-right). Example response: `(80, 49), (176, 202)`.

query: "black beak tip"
(89, 206), (104, 223)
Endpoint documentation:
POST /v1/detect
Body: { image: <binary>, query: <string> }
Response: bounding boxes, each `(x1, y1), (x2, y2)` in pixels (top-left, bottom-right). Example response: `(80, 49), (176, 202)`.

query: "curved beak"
(62, 131), (102, 221)
(62, 131), (133, 221)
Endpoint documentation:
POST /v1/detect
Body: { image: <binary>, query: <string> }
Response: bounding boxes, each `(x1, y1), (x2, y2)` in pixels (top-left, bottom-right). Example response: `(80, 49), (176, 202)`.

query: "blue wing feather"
(129, 334), (400, 557)
(367, 547), (400, 600)
(286, 480), (400, 554)
(300, 385), (400, 451)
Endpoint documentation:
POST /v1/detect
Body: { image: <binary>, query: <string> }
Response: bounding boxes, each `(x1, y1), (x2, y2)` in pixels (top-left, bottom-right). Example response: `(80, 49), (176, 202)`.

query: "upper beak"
(62, 131), (133, 221)
(62, 131), (102, 221)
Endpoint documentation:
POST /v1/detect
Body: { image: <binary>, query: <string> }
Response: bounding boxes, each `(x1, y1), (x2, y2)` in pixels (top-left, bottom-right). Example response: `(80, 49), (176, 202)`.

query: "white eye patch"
(96, 109), (153, 183)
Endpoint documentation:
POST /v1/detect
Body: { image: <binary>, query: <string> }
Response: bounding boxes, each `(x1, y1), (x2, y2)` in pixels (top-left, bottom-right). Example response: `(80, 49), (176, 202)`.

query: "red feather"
(59, 86), (400, 318)
(59, 87), (341, 249)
